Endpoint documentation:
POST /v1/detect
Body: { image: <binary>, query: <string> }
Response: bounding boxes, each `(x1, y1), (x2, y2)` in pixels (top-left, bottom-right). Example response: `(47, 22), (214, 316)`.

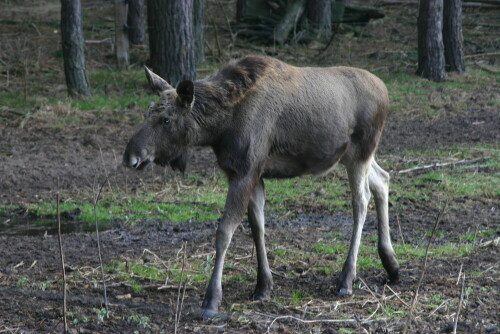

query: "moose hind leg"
(369, 160), (400, 282)
(336, 160), (371, 295)
(248, 179), (273, 300)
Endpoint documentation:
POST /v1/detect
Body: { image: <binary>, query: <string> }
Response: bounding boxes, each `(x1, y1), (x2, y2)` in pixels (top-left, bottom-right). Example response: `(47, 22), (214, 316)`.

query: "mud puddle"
(0, 213), (113, 236)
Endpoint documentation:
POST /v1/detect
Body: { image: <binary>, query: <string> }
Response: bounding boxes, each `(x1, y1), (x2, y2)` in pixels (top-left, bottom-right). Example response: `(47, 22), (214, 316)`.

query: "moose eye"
(161, 117), (170, 125)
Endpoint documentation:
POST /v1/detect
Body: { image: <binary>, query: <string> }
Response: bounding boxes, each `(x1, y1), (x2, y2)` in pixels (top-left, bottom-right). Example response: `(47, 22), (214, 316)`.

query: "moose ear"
(176, 80), (194, 106)
(144, 66), (173, 94)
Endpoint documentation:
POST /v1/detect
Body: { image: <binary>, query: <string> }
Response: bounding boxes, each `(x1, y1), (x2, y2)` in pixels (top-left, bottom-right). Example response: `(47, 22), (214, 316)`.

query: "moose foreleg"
(200, 174), (258, 318)
(248, 179), (273, 300)
(337, 161), (371, 295)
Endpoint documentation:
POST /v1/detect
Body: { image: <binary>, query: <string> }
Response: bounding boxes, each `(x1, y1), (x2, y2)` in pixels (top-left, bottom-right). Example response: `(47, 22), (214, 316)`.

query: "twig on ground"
(99, 147), (113, 192)
(453, 271), (466, 334)
(398, 158), (487, 174)
(174, 241), (188, 334)
(429, 299), (451, 316)
(396, 211), (405, 246)
(403, 202), (447, 334)
(93, 177), (109, 314)
(456, 264), (463, 285)
(56, 181), (68, 333)
(259, 311), (387, 334)
(358, 277), (389, 315)
(385, 284), (410, 308)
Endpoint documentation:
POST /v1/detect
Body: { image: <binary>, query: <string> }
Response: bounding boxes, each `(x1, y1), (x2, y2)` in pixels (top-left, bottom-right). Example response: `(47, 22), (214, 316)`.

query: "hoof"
(335, 286), (352, 296)
(387, 270), (400, 284)
(251, 291), (271, 301)
(199, 308), (218, 319)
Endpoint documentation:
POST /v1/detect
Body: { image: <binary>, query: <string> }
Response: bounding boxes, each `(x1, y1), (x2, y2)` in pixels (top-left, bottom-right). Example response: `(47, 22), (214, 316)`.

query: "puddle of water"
(0, 216), (112, 236)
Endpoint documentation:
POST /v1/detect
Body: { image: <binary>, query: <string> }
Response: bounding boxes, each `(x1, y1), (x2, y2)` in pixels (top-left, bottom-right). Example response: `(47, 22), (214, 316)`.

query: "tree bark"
(236, 0), (248, 22)
(274, 0), (307, 44)
(147, 0), (195, 86)
(115, 0), (129, 68)
(307, 0), (332, 40)
(443, 0), (465, 72)
(146, 0), (156, 64)
(417, 0), (446, 81)
(193, 0), (205, 64)
(127, 0), (145, 45)
(60, 0), (91, 96)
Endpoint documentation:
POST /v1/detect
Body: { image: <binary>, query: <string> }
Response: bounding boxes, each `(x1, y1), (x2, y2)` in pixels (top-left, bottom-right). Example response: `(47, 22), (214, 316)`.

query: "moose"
(123, 55), (400, 318)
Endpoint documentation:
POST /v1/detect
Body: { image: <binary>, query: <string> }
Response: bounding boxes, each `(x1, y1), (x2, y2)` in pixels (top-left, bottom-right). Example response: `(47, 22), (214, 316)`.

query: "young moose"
(123, 56), (400, 318)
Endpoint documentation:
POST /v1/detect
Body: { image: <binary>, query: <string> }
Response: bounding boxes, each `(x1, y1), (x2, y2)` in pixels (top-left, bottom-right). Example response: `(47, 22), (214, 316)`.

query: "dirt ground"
(1, 2), (499, 333)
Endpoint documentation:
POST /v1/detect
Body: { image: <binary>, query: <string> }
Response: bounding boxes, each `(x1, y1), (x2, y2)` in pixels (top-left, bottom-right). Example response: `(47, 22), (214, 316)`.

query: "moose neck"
(190, 81), (234, 146)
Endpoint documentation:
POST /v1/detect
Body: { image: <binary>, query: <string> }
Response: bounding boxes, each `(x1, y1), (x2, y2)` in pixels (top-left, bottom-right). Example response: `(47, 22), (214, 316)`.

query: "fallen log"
(397, 157), (488, 174)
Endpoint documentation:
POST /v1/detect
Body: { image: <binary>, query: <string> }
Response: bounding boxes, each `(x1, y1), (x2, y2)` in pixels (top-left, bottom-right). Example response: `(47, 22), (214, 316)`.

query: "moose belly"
(262, 142), (348, 178)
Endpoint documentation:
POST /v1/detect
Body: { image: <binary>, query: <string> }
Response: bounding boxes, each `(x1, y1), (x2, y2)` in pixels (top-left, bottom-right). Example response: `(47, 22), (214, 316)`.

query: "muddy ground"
(1, 2), (499, 334)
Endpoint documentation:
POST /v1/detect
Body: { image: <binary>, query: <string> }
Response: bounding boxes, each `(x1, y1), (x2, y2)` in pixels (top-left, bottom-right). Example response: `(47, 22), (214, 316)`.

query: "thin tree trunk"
(146, 0), (156, 65)
(443, 0), (465, 72)
(274, 0), (307, 44)
(60, 0), (91, 96)
(236, 0), (248, 22)
(148, 0), (195, 85)
(115, 0), (129, 68)
(417, 0), (446, 81)
(127, 0), (145, 45)
(307, 0), (332, 40)
(193, 0), (205, 64)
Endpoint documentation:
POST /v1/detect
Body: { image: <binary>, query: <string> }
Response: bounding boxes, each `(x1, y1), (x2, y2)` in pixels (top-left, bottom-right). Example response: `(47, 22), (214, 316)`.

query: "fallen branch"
(478, 237), (500, 247)
(56, 182), (68, 333)
(85, 38), (113, 44)
(93, 177), (109, 315)
(382, 0), (500, 7)
(452, 271), (466, 334)
(398, 157), (487, 174)
(466, 51), (500, 59)
(260, 312), (388, 334)
(174, 241), (188, 334)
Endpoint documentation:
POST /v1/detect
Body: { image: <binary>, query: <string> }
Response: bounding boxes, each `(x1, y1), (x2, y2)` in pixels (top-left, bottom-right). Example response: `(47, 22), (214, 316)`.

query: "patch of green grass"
(391, 143), (499, 205)
(357, 255), (382, 271)
(273, 248), (287, 257)
(395, 243), (474, 260)
(265, 175), (350, 212)
(16, 277), (30, 287)
(19, 193), (221, 225)
(290, 290), (305, 305)
(312, 242), (345, 255)
(128, 313), (150, 329)
(377, 69), (492, 115)
(382, 303), (407, 317)
(315, 264), (335, 275)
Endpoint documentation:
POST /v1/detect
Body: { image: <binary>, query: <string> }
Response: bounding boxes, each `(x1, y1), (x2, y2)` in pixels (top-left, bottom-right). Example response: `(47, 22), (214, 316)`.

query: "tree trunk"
(236, 0), (248, 21)
(146, 0), (156, 65)
(193, 0), (205, 64)
(307, 0), (332, 40)
(417, 0), (446, 81)
(274, 0), (307, 44)
(127, 0), (145, 45)
(60, 0), (91, 96)
(147, 0), (195, 85)
(443, 0), (464, 72)
(115, 0), (129, 68)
